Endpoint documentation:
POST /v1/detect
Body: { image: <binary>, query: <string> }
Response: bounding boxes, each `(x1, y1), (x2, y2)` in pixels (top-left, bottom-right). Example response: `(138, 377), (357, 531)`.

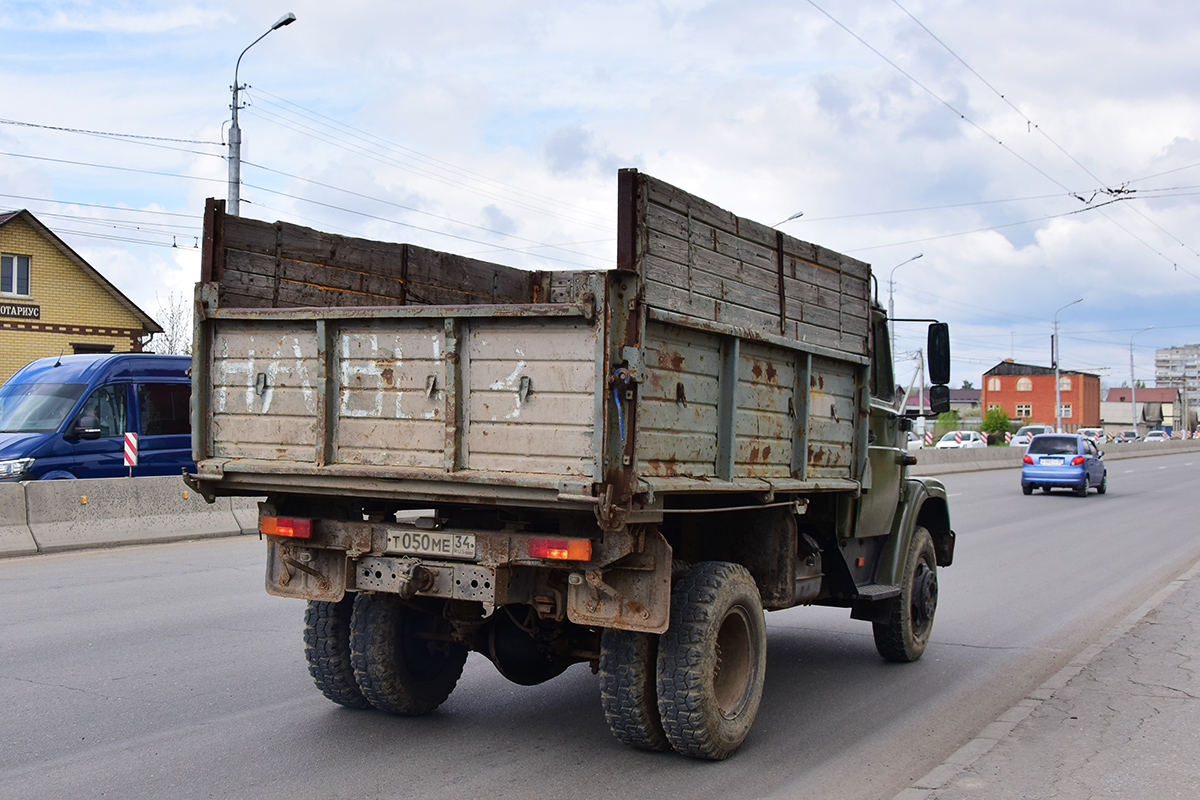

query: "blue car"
(1021, 434), (1107, 496)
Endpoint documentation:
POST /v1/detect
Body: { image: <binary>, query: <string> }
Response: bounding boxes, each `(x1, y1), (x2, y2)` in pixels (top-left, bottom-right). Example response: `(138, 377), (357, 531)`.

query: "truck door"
(855, 315), (902, 537)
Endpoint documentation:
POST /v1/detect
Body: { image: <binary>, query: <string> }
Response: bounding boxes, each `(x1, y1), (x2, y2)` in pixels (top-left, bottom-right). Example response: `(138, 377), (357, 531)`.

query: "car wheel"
(1022, 484), (1033, 495)
(1075, 475), (1090, 497)
(1097, 472), (1107, 495)
(1041, 486), (1052, 493)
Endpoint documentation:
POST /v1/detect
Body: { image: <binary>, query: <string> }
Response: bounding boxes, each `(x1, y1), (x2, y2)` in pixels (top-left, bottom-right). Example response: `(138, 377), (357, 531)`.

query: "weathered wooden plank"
(210, 385), (317, 418)
(467, 392), (596, 428)
(467, 319), (599, 363)
(214, 323), (321, 358)
(636, 430), (719, 470)
(211, 442), (318, 462)
(335, 418), (445, 452)
(212, 414), (318, 446)
(336, 446), (444, 469)
(646, 231), (781, 298)
(639, 397), (720, 434)
(465, 452), (593, 476)
(468, 361), (596, 395)
(644, 281), (787, 334)
(466, 422), (592, 454)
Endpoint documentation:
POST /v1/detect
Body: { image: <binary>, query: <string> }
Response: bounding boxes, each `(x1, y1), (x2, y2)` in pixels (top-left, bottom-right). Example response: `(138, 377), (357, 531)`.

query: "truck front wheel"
(350, 594), (468, 715)
(657, 562), (766, 760)
(304, 597), (371, 709)
(873, 526), (938, 663)
(599, 628), (670, 751)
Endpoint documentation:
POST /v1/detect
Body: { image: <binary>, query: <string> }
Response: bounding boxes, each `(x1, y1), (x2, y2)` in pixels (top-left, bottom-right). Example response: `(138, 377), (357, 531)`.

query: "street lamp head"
(773, 211), (804, 227)
(272, 12), (297, 30)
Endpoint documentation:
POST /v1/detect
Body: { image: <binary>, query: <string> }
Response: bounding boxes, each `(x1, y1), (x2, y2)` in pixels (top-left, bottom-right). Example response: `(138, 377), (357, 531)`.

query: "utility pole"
(228, 12), (297, 216)
(1130, 326), (1153, 437)
(1053, 298), (1082, 432)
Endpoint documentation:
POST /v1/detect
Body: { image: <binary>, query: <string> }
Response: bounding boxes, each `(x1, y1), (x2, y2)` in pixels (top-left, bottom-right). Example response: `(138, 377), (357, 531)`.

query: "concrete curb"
(891, 555), (1200, 800)
(910, 439), (1200, 477)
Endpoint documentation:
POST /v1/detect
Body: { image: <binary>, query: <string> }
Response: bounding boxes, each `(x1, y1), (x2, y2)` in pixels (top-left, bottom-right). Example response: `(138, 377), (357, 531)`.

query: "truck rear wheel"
(873, 527), (938, 663)
(599, 628), (670, 751)
(304, 597), (371, 709)
(656, 562), (766, 760)
(350, 593), (468, 715)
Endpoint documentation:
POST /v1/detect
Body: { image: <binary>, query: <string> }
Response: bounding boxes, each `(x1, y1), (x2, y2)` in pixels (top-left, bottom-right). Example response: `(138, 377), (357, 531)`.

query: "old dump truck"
(188, 169), (955, 760)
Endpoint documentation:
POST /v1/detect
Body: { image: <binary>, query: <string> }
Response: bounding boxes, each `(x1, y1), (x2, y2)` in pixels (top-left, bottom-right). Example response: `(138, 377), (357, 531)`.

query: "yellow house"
(0, 209), (162, 385)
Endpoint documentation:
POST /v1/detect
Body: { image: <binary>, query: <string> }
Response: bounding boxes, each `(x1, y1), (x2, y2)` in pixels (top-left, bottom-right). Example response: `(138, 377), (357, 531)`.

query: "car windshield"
(938, 433), (959, 442)
(1028, 436), (1079, 455)
(1016, 427), (1041, 436)
(0, 381), (87, 433)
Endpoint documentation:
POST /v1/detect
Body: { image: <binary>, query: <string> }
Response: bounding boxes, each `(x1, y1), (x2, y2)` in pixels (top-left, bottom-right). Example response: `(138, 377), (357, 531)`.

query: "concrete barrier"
(22, 476), (253, 554)
(0, 482), (37, 557)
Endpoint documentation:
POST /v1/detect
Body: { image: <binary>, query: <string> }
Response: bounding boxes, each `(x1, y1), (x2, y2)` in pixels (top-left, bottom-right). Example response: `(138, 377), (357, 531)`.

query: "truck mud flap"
(265, 539), (347, 602)
(567, 528), (672, 634)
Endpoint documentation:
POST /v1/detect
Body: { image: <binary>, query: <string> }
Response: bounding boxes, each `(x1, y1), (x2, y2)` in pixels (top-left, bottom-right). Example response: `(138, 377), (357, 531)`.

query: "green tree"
(960, 380), (974, 390)
(981, 406), (1013, 444)
(933, 410), (960, 440)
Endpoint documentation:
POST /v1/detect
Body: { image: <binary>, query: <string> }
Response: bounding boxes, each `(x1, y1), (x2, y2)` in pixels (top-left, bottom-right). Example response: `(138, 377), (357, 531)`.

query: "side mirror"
(74, 416), (102, 440)
(928, 323), (951, 386)
(929, 384), (951, 415)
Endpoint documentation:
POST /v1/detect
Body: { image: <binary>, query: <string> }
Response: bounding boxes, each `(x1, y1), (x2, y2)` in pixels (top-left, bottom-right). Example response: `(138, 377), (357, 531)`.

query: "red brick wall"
(982, 372), (1100, 429)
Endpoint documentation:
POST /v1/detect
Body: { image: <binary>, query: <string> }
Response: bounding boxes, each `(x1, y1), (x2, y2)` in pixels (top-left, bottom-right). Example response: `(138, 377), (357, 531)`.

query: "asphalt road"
(2, 451), (1198, 800)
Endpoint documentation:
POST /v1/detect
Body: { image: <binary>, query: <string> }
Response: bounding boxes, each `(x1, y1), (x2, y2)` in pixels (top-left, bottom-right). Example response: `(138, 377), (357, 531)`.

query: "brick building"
(981, 359), (1101, 430)
(0, 209), (161, 385)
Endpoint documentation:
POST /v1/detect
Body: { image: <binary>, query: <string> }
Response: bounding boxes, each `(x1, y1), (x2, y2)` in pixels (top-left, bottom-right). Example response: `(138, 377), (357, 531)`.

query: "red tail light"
(1071, 456), (1085, 465)
(528, 538), (592, 561)
(260, 516), (313, 538)
(1023, 455), (1034, 464)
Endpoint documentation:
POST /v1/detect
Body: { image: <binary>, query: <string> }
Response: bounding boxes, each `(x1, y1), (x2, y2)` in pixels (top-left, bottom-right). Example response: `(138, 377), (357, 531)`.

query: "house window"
(988, 403), (1003, 411)
(987, 377), (1001, 391)
(1016, 377), (1033, 392)
(1016, 404), (1032, 417)
(1059, 376), (1072, 391)
(1059, 404), (1072, 418)
(1, 253), (31, 296)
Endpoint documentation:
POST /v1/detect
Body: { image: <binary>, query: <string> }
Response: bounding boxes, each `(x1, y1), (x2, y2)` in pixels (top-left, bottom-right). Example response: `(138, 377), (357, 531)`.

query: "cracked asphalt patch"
(899, 562), (1200, 800)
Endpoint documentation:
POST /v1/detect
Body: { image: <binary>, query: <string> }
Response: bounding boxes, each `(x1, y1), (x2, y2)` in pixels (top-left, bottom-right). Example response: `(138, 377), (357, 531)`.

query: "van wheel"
(599, 628), (670, 751)
(304, 596), (371, 709)
(874, 527), (938, 663)
(350, 594), (467, 715)
(657, 562), (766, 760)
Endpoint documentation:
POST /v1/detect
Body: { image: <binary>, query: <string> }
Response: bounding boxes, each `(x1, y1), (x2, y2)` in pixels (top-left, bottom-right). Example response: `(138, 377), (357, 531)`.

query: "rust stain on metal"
(381, 366), (394, 386)
(766, 363), (778, 383)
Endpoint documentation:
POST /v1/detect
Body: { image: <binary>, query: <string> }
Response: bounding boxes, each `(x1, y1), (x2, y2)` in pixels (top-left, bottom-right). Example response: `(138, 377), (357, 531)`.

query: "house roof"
(983, 359), (1100, 379)
(1105, 387), (1179, 403)
(0, 209), (161, 334)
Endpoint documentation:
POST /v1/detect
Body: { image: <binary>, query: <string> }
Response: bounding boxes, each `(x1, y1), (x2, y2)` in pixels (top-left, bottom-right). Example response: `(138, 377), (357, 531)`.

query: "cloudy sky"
(2, 0), (1199, 389)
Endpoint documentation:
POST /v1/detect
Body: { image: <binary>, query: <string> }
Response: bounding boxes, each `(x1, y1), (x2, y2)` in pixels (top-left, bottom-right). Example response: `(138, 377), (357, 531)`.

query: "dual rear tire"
(599, 561), (767, 760)
(303, 594), (467, 716)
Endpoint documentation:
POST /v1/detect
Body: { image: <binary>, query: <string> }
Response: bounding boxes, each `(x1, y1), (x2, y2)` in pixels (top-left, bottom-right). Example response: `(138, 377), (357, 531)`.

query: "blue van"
(0, 353), (193, 481)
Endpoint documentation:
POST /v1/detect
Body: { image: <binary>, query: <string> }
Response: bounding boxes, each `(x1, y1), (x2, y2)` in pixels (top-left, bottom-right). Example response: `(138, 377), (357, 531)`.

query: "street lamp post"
(887, 254), (923, 348)
(1053, 297), (1083, 432)
(1130, 326), (1154, 438)
(228, 12), (297, 216)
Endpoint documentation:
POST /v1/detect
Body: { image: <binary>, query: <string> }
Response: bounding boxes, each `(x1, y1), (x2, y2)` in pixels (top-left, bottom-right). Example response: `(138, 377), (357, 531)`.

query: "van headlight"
(0, 458), (34, 478)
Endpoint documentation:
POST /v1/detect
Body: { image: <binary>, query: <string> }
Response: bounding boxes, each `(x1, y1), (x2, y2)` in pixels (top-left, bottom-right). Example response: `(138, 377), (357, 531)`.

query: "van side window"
(138, 383), (190, 436)
(78, 385), (127, 437)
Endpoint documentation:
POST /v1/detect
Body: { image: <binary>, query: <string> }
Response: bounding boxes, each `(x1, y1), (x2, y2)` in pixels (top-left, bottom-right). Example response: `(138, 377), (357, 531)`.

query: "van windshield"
(0, 382), (87, 433)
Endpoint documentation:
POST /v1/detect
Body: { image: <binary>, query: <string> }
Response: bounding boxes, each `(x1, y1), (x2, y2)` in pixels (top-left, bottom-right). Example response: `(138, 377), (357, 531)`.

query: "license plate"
(386, 529), (476, 559)
(1040, 457), (1064, 465)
